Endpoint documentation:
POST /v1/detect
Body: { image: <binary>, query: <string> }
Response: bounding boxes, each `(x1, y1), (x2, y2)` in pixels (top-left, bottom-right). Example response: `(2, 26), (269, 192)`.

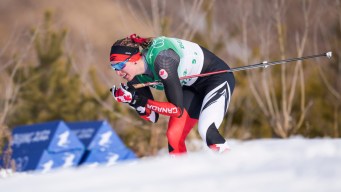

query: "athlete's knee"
(166, 126), (186, 154)
(166, 112), (196, 154)
(166, 126), (182, 142)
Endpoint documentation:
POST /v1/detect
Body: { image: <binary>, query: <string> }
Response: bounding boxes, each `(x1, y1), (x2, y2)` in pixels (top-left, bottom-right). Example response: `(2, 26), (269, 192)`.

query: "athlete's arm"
(144, 49), (184, 117)
(128, 77), (159, 123)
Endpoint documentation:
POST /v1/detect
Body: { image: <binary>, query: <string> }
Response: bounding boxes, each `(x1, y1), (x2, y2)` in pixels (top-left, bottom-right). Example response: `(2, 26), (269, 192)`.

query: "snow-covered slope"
(1, 138), (341, 192)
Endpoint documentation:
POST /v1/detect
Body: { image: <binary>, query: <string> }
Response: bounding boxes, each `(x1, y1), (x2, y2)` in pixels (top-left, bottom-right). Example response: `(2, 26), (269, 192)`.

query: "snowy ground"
(1, 137), (341, 192)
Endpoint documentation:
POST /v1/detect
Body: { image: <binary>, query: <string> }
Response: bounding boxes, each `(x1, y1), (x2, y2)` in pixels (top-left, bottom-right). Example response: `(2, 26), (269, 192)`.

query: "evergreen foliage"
(7, 11), (111, 127)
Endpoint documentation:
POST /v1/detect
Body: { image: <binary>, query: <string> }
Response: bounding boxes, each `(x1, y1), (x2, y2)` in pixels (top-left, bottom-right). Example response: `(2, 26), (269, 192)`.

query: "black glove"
(126, 82), (148, 108)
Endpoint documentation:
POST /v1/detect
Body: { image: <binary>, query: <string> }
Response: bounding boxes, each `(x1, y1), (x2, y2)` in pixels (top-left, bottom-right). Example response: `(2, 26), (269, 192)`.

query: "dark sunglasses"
(110, 55), (133, 71)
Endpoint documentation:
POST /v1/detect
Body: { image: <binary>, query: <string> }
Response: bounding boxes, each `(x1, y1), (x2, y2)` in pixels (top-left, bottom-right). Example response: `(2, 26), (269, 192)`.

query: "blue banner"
(67, 120), (137, 166)
(10, 121), (85, 172)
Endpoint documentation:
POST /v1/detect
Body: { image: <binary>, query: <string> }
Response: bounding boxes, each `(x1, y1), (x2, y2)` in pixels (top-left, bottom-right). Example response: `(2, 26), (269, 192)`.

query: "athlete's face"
(114, 58), (145, 81)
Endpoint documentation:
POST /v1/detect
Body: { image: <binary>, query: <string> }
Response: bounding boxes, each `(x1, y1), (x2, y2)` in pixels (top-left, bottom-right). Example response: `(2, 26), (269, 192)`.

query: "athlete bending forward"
(110, 34), (235, 155)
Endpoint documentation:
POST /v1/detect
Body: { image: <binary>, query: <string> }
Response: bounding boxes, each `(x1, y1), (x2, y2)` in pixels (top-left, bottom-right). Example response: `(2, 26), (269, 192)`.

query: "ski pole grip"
(132, 83), (146, 89)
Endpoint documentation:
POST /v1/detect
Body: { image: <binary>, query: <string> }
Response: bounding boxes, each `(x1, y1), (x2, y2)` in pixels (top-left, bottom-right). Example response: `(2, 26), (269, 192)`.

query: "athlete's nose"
(116, 70), (124, 76)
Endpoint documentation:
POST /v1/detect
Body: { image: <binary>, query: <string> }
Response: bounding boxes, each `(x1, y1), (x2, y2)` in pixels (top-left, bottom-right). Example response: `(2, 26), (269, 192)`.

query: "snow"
(1, 137), (341, 192)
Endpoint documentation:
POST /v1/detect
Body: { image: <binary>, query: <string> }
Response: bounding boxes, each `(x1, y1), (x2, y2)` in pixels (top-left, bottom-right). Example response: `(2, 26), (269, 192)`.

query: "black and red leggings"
(167, 74), (234, 154)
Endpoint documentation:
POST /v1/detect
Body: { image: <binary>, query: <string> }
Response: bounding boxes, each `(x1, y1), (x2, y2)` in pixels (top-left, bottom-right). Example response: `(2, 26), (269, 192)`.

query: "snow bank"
(1, 138), (341, 192)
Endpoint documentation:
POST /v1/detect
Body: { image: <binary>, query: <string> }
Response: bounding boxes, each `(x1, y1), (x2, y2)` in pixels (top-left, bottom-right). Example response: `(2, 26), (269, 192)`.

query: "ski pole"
(132, 51), (332, 89)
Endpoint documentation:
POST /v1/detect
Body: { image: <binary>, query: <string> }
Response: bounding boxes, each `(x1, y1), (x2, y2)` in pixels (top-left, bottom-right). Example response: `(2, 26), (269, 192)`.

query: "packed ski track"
(1, 137), (341, 192)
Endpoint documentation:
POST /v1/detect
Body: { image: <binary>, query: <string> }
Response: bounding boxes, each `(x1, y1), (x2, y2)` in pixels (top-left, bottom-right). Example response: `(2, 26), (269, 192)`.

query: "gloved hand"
(111, 83), (133, 103)
(110, 83), (148, 107)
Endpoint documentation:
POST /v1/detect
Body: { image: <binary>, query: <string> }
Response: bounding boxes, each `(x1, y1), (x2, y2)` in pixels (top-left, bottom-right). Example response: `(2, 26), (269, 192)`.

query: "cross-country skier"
(110, 34), (235, 155)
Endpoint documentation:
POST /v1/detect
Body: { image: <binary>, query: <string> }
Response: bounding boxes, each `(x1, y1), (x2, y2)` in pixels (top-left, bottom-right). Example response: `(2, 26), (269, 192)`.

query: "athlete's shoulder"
(154, 49), (180, 68)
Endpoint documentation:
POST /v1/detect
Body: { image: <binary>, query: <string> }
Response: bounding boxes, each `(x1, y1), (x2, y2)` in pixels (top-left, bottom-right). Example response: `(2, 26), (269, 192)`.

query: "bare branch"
(0, 23), (41, 126)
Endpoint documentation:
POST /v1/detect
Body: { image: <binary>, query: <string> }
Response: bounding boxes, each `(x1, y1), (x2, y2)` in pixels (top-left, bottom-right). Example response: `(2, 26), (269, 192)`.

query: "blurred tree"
(7, 11), (111, 127)
(303, 2), (341, 137)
